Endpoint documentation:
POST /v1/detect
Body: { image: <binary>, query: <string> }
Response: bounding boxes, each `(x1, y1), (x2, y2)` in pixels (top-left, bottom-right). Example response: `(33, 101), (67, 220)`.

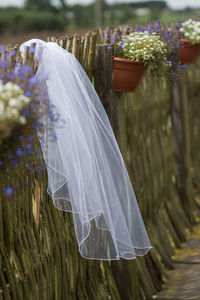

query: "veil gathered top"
(20, 39), (152, 260)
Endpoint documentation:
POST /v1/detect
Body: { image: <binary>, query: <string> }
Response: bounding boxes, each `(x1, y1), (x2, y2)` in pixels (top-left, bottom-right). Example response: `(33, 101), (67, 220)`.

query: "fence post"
(94, 44), (139, 300)
(170, 74), (194, 223)
(94, 44), (118, 130)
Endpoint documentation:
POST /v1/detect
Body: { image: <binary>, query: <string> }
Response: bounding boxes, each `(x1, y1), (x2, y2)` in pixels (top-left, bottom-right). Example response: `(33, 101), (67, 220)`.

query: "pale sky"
(0, 0), (200, 10)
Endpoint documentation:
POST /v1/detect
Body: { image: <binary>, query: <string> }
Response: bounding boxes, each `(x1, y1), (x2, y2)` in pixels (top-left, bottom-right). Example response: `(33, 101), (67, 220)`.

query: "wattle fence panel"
(0, 30), (199, 299)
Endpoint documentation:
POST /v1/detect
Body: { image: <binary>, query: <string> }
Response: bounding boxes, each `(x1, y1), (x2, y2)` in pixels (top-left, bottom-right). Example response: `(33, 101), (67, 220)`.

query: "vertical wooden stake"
(94, 44), (118, 129)
(30, 42), (37, 72)
(82, 33), (90, 72)
(72, 34), (78, 57)
(22, 46), (29, 66)
(34, 180), (41, 229)
(170, 73), (194, 223)
(87, 33), (97, 80)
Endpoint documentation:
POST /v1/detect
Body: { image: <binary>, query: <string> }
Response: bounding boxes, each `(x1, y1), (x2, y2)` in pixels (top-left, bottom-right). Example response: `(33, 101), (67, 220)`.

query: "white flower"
(4, 82), (15, 90)
(0, 102), (5, 115)
(180, 19), (200, 44)
(18, 95), (30, 104)
(1, 91), (12, 101)
(18, 116), (26, 125)
(9, 98), (18, 107)
(0, 81), (32, 140)
(118, 31), (168, 66)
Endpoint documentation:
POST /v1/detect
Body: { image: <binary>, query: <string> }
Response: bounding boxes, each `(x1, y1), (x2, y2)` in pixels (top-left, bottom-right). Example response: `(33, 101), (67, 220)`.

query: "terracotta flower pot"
(113, 57), (148, 93)
(179, 39), (199, 64)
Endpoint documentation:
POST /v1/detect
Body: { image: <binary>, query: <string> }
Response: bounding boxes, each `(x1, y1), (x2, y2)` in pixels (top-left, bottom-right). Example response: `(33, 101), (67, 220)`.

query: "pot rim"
(180, 39), (191, 44)
(113, 57), (146, 65)
(180, 38), (197, 45)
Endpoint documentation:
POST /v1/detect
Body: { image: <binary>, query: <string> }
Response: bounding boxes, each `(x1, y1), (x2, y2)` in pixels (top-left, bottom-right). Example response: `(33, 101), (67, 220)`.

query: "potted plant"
(179, 19), (200, 64)
(113, 31), (168, 92)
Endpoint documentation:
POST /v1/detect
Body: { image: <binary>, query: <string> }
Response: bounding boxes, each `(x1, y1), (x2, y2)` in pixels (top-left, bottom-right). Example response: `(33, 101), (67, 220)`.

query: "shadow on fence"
(0, 29), (200, 299)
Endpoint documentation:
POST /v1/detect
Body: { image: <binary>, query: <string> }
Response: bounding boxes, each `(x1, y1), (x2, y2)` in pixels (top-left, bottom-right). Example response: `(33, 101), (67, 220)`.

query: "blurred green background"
(0, 0), (199, 44)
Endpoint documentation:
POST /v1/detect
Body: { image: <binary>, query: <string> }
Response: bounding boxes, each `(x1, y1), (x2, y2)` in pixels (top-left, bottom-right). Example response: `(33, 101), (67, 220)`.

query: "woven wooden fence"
(0, 29), (199, 300)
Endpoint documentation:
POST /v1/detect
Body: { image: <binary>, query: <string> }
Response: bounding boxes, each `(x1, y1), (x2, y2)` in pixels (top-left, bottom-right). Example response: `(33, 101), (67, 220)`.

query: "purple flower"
(53, 134), (57, 140)
(26, 143), (32, 150)
(0, 45), (5, 52)
(5, 187), (14, 197)
(25, 91), (31, 97)
(8, 153), (14, 159)
(15, 62), (22, 69)
(5, 53), (11, 60)
(22, 65), (31, 73)
(28, 135), (34, 142)
(30, 76), (38, 84)
(16, 147), (24, 156)
(29, 47), (35, 54)
(41, 73), (49, 80)
(29, 165), (34, 172)
(11, 50), (16, 56)
(22, 110), (30, 117)
(12, 160), (17, 166)
(18, 135), (24, 141)
(27, 149), (32, 156)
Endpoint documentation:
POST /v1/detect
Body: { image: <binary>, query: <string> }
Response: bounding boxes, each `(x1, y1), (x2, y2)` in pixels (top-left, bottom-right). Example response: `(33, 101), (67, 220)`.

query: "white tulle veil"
(20, 39), (152, 260)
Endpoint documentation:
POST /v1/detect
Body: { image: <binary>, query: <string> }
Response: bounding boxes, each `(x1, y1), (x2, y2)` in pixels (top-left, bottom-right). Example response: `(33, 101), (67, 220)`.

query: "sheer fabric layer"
(20, 39), (152, 260)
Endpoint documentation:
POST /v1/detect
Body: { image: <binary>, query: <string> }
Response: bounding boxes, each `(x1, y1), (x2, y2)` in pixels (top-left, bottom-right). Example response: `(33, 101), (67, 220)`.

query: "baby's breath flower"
(180, 19), (200, 44)
(0, 81), (31, 140)
(18, 116), (27, 125)
(117, 31), (168, 72)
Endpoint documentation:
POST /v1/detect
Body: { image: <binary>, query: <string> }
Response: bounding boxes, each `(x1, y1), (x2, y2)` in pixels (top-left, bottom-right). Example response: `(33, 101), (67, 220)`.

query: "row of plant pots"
(113, 39), (200, 93)
(112, 19), (200, 93)
(179, 38), (200, 64)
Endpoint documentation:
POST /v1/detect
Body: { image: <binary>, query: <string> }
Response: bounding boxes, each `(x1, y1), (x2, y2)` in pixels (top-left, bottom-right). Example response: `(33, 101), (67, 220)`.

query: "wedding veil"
(20, 39), (152, 260)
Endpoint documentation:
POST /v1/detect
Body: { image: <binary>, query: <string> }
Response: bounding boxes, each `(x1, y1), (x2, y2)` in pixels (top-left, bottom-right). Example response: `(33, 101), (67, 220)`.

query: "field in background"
(0, 29), (88, 46)
(0, 2), (199, 47)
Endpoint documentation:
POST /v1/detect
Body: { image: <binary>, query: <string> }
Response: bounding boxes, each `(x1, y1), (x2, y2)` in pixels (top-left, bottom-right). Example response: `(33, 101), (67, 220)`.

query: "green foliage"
(25, 0), (53, 10)
(160, 9), (200, 23)
(66, 1), (168, 29)
(25, 0), (67, 10)
(0, 1), (199, 34)
(0, 8), (67, 34)
(129, 1), (168, 10)
(71, 4), (95, 28)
